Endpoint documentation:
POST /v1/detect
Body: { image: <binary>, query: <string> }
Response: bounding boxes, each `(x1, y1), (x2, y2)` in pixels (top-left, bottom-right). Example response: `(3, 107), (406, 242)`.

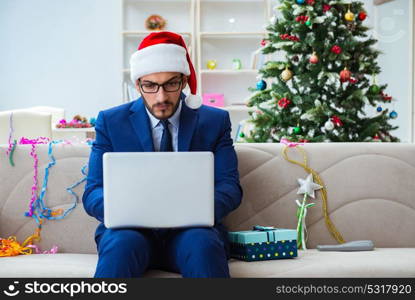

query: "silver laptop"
(102, 152), (214, 229)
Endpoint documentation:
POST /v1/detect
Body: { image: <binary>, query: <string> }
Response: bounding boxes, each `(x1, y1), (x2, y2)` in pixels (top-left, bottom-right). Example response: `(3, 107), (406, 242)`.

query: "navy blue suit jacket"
(82, 92), (243, 257)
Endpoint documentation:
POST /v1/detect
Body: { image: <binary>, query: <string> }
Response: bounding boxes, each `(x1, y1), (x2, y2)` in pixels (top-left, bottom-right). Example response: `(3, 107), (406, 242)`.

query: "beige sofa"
(0, 143), (414, 277)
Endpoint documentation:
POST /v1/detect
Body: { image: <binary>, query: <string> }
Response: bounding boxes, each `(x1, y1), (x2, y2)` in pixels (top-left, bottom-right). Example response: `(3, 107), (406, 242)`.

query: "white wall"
(0, 0), (122, 120)
(372, 0), (413, 142)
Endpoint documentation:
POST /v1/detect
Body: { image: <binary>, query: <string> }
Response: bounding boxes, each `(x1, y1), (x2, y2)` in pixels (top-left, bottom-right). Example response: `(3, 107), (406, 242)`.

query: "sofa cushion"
(225, 143), (415, 248)
(1, 248), (414, 278)
(229, 248), (415, 278)
(0, 144), (99, 254)
(0, 254), (98, 278)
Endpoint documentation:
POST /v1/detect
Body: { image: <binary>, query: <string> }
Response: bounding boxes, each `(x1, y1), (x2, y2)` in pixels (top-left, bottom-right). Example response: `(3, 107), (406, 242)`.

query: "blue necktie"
(159, 119), (173, 152)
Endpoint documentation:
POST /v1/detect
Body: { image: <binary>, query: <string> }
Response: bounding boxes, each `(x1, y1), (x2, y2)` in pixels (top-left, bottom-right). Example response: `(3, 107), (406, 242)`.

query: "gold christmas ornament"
(281, 67), (293, 81)
(345, 9), (355, 22)
(206, 59), (217, 70)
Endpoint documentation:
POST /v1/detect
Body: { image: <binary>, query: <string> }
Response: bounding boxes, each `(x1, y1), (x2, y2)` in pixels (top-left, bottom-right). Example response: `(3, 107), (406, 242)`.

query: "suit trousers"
(94, 226), (230, 278)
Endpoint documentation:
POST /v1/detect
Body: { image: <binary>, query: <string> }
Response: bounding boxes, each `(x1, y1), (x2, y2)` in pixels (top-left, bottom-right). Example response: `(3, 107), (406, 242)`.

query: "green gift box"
(228, 225), (298, 262)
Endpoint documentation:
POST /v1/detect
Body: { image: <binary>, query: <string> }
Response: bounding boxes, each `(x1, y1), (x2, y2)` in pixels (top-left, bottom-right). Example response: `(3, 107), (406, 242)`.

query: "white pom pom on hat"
(130, 31), (202, 109)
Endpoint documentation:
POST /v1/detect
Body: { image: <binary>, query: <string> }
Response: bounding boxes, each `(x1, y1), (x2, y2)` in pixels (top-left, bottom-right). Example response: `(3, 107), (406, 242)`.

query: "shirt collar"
(145, 99), (182, 130)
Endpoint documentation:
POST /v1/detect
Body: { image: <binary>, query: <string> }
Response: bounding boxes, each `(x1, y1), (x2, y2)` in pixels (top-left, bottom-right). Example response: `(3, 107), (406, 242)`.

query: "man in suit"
(82, 31), (243, 278)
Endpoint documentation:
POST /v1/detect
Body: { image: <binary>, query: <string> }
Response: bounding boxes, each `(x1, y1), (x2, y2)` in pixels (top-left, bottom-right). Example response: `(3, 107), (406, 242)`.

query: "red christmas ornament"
(306, 0), (315, 5)
(323, 4), (332, 13)
(349, 77), (358, 84)
(280, 34), (300, 42)
(295, 16), (309, 24)
(299, 139), (309, 143)
(331, 45), (342, 54)
(261, 39), (267, 46)
(358, 11), (367, 21)
(381, 91), (393, 101)
(340, 68), (351, 82)
(331, 115), (343, 127)
(373, 134), (380, 140)
(278, 97), (292, 108)
(309, 52), (319, 64)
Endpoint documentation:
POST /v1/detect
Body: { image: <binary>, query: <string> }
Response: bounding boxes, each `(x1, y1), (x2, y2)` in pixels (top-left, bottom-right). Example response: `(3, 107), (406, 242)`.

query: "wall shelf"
(201, 69), (259, 74)
(200, 32), (267, 38)
(123, 31), (192, 36)
(121, 0), (277, 108)
(197, 0), (275, 106)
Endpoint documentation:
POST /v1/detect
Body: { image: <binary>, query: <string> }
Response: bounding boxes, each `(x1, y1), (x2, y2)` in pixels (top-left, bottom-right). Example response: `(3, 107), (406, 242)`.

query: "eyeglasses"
(138, 75), (183, 93)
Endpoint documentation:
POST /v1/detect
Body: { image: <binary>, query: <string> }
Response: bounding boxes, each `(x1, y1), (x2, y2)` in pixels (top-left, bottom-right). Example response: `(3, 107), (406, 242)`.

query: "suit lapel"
(129, 97), (155, 152)
(178, 96), (198, 151)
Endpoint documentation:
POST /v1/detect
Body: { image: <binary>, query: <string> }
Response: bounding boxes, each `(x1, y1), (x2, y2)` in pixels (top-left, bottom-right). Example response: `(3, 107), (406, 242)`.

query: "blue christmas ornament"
(389, 111), (398, 119)
(256, 80), (267, 90)
(376, 106), (382, 112)
(89, 117), (97, 127)
(296, 0), (305, 4)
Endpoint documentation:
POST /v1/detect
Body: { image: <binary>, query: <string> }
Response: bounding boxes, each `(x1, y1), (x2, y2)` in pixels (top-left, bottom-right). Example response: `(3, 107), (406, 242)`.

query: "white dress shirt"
(144, 100), (182, 152)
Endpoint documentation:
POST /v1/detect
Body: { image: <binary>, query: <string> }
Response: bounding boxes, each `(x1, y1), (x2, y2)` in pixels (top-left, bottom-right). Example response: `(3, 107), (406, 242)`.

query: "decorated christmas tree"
(241, 0), (400, 143)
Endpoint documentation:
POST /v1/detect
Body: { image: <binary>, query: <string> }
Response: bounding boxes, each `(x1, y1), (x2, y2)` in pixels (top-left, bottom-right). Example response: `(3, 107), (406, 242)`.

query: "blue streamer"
(24, 140), (90, 224)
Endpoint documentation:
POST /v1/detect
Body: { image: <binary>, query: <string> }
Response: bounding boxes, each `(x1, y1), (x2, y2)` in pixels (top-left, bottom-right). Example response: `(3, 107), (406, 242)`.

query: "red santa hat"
(130, 31), (202, 109)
